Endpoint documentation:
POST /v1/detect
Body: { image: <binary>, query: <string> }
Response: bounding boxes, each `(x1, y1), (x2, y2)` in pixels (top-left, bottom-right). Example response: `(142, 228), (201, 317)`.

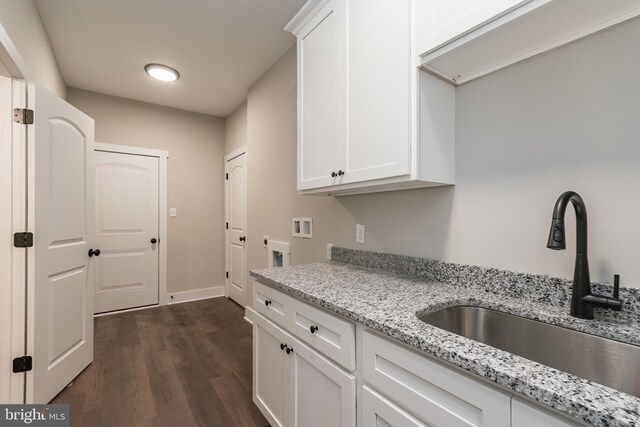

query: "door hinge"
(225, 173), (229, 180)
(12, 356), (33, 373)
(226, 272), (229, 279)
(13, 108), (34, 125)
(13, 232), (33, 248)
(225, 222), (228, 229)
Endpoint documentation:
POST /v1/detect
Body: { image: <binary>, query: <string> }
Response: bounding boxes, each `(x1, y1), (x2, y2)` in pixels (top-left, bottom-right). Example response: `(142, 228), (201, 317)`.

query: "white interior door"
(28, 83), (94, 403)
(225, 151), (247, 307)
(94, 150), (159, 313)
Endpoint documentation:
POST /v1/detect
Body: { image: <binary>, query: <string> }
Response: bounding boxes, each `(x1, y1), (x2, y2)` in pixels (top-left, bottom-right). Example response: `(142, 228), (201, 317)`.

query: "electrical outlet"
(263, 235), (269, 248)
(169, 208), (177, 217)
(356, 224), (365, 244)
(326, 243), (333, 260)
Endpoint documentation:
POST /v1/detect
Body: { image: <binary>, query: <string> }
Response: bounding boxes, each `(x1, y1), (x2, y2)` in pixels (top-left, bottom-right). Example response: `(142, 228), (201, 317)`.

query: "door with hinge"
(225, 151), (247, 306)
(93, 150), (159, 313)
(27, 83), (95, 403)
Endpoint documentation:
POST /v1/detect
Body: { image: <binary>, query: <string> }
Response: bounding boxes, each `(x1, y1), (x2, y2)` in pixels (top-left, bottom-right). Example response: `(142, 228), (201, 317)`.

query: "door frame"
(224, 145), (248, 305)
(0, 24), (29, 404)
(94, 142), (169, 306)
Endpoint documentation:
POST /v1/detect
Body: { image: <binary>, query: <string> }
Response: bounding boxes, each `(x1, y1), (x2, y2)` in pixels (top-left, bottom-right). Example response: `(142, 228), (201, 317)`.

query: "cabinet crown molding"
(284, 0), (331, 35)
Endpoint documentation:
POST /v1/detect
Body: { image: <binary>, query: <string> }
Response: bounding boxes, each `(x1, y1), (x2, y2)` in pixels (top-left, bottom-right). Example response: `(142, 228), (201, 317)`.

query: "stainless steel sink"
(418, 306), (640, 397)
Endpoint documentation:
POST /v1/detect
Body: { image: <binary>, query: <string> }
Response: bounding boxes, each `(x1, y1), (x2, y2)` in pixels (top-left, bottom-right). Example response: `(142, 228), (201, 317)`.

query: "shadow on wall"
(334, 186), (455, 260)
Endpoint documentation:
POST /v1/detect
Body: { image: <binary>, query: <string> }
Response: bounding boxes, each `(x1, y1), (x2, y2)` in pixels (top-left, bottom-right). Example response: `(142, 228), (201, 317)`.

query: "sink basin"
(418, 306), (640, 397)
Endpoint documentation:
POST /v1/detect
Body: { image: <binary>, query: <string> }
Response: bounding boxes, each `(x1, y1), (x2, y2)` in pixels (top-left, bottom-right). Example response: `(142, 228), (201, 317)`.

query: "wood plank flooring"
(52, 297), (269, 427)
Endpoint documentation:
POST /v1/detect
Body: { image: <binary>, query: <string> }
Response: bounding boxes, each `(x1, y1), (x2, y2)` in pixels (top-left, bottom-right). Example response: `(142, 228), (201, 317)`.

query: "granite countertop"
(250, 258), (640, 427)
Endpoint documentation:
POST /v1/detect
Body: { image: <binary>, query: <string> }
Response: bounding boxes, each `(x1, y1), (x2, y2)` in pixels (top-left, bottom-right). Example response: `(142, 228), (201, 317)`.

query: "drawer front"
(362, 385), (426, 427)
(289, 297), (356, 371)
(253, 280), (292, 329)
(362, 331), (511, 427)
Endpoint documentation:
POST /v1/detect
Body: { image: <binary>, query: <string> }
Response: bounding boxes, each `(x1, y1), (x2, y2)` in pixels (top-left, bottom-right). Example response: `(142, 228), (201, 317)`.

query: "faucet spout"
(546, 191), (623, 319)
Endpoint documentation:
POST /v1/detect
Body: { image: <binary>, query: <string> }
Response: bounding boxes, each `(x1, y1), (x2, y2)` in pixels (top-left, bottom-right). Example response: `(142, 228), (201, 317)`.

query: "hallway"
(52, 298), (268, 426)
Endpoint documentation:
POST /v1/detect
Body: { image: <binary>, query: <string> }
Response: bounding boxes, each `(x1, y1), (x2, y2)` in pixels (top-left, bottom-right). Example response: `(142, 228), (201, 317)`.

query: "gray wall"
(225, 101), (247, 155)
(245, 18), (640, 290)
(0, 0), (66, 98)
(246, 48), (342, 301)
(67, 88), (226, 294)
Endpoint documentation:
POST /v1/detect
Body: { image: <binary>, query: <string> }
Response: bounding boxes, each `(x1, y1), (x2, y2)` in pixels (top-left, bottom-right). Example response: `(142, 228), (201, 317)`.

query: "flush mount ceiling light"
(144, 63), (180, 82)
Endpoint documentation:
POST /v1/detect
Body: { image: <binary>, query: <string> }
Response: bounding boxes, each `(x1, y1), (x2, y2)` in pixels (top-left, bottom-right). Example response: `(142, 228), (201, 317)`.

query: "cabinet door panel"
(362, 386), (427, 427)
(512, 397), (582, 427)
(254, 316), (288, 427)
(288, 336), (356, 427)
(298, 0), (345, 190)
(345, 0), (411, 184)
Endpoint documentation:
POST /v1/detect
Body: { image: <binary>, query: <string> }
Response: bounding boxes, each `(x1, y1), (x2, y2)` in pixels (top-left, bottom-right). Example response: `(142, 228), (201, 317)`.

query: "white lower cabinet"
(511, 397), (582, 427)
(362, 331), (511, 427)
(362, 385), (427, 427)
(253, 311), (356, 427)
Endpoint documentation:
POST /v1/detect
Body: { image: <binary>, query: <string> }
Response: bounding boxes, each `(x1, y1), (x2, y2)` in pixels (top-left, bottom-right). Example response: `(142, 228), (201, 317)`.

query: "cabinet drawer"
(362, 331), (511, 427)
(362, 385), (426, 427)
(289, 297), (356, 371)
(253, 280), (292, 329)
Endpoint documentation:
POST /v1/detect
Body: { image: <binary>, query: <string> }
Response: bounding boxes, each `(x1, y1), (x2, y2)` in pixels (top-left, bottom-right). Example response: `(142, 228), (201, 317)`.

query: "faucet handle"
(613, 274), (620, 299)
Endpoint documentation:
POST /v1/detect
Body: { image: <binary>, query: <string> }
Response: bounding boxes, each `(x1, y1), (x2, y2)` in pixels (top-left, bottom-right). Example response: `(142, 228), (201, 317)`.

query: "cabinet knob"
(331, 171), (337, 178)
(265, 300), (272, 306)
(286, 347), (293, 355)
(239, 236), (246, 242)
(88, 249), (101, 257)
(337, 170), (344, 176)
(151, 238), (157, 244)
(280, 343), (287, 350)
(310, 325), (318, 334)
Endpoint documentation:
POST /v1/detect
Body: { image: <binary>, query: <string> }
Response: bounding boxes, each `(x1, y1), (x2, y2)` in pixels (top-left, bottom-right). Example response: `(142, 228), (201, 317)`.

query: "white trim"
(95, 142), (169, 159)
(243, 316), (253, 325)
(93, 304), (160, 317)
(93, 142), (170, 306)
(0, 77), (27, 404)
(167, 286), (225, 305)
(284, 0), (330, 35)
(224, 145), (247, 162)
(0, 23), (29, 79)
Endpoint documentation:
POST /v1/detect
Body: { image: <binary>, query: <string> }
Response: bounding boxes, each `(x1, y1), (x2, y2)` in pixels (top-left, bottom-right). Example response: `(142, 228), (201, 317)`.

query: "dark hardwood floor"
(52, 297), (269, 427)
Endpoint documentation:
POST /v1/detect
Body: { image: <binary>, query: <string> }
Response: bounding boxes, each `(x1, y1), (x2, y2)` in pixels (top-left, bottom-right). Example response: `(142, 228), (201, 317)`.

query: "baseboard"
(167, 286), (225, 305)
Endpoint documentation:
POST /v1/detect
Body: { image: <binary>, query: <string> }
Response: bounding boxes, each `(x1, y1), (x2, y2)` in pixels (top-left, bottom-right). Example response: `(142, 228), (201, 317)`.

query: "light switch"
(170, 208), (177, 217)
(356, 224), (365, 244)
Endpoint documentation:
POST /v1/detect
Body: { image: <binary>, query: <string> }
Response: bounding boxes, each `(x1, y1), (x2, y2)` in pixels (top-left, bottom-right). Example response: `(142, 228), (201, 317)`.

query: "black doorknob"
(239, 236), (246, 242)
(151, 238), (157, 244)
(88, 249), (101, 257)
(310, 325), (318, 334)
(331, 171), (337, 177)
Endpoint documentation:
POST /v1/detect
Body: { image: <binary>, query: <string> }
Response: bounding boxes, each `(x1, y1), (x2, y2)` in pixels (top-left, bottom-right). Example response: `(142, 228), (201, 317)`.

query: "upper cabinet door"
(417, 0), (529, 55)
(343, 0), (411, 184)
(297, 0), (346, 190)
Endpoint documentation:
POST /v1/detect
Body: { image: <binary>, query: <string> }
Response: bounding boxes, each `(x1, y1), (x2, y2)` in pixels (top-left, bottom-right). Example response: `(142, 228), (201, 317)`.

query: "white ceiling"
(35, 0), (306, 117)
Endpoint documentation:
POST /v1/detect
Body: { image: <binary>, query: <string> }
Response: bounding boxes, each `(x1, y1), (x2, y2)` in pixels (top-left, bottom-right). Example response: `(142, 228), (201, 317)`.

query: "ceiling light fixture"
(144, 63), (180, 82)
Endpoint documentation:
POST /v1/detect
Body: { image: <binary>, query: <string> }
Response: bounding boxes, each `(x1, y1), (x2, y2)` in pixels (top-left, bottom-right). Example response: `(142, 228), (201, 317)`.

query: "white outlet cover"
(356, 224), (365, 244)
(170, 208), (177, 217)
(326, 243), (333, 260)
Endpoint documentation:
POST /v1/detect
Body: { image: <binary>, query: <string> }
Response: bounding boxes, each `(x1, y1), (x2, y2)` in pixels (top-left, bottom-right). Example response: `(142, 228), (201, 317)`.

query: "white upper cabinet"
(416, 0), (529, 55)
(418, 0), (640, 85)
(344, 0), (411, 185)
(287, 0), (455, 196)
(295, 0), (345, 190)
